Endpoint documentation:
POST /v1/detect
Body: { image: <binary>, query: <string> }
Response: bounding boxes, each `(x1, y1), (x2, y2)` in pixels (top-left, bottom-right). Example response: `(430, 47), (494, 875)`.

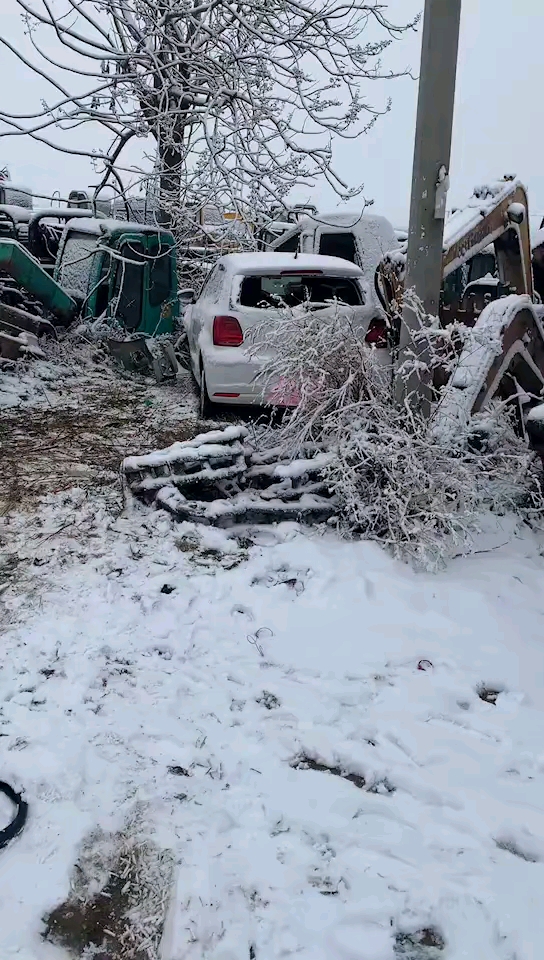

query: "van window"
(274, 232), (299, 253)
(57, 231), (98, 297)
(318, 232), (357, 263)
(239, 273), (362, 308)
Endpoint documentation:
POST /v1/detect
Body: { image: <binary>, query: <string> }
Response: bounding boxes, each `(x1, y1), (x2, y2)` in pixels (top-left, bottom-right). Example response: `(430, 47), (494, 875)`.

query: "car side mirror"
(178, 287), (195, 305)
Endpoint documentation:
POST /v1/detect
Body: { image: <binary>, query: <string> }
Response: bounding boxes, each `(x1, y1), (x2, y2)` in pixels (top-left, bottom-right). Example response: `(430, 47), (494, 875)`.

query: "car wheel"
(199, 366), (213, 419)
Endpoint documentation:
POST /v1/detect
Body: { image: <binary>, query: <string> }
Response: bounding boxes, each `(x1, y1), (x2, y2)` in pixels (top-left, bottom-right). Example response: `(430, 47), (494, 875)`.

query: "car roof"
(218, 252), (365, 277)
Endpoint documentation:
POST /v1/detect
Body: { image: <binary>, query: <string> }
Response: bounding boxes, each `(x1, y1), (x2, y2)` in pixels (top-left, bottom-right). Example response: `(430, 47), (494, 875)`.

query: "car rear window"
(239, 273), (362, 308)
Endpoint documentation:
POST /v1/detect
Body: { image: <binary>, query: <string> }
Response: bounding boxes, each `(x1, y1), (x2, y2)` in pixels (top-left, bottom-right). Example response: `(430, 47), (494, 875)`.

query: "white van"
(270, 211), (399, 300)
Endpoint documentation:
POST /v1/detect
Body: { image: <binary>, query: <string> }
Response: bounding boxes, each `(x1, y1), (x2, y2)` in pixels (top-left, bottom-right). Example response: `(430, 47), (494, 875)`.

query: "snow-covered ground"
(2, 478), (544, 959)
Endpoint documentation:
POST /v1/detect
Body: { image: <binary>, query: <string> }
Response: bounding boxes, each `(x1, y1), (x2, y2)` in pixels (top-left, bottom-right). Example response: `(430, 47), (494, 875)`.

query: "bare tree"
(1, 0), (415, 229)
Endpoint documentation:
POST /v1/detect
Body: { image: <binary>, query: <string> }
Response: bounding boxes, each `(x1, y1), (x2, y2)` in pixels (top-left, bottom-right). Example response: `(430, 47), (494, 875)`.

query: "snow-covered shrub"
(248, 300), (543, 569)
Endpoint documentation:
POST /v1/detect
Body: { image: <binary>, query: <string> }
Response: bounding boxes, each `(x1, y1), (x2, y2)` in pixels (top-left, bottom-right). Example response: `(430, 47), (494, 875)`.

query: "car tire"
(199, 366), (213, 419)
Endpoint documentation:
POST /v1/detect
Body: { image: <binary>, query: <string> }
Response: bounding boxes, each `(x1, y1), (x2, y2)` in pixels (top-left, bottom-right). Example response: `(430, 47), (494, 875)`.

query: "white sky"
(1, 0), (543, 233)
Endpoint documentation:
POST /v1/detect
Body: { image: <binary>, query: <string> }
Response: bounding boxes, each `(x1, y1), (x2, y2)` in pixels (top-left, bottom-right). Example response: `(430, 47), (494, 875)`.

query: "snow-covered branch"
(0, 0), (417, 223)
(249, 298), (543, 568)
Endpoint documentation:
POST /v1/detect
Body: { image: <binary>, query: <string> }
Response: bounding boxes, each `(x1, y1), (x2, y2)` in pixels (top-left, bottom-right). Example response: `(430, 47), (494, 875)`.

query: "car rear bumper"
(202, 348), (297, 407)
(201, 343), (393, 406)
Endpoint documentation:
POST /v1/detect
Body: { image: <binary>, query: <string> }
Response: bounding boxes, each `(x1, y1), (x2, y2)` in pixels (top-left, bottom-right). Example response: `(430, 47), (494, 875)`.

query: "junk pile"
(122, 425), (338, 526)
(0, 210), (180, 377)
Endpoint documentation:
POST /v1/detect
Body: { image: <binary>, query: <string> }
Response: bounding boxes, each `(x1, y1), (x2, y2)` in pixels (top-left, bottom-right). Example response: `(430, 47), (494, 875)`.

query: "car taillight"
(279, 270), (323, 276)
(213, 315), (244, 346)
(365, 317), (388, 347)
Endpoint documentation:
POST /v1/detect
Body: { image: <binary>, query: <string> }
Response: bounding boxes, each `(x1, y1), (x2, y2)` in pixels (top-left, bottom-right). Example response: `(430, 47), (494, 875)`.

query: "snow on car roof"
(219, 252), (365, 276)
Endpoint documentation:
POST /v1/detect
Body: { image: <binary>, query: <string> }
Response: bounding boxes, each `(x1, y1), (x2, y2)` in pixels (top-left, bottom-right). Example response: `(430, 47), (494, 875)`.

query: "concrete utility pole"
(395, 0), (463, 412)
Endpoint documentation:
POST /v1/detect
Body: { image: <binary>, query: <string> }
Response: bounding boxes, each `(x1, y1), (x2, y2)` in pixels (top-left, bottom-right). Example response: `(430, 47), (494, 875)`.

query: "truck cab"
(54, 218), (179, 335)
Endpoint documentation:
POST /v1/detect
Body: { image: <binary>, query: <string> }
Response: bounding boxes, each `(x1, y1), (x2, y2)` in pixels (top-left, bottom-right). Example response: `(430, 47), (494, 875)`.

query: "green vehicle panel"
(0, 239), (77, 321)
(54, 219), (179, 336)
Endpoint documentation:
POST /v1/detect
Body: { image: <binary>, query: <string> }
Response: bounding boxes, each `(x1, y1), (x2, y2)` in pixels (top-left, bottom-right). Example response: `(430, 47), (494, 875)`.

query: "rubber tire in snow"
(0, 781), (28, 850)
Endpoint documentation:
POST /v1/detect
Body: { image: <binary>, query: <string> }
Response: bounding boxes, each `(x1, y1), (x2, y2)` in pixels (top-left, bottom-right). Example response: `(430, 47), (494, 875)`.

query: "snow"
(4, 333), (544, 958)
(507, 202), (526, 221)
(527, 404), (544, 424)
(123, 425), (248, 472)
(273, 452), (335, 479)
(64, 216), (169, 239)
(56, 234), (99, 297)
(270, 212), (399, 286)
(432, 294), (535, 442)
(1, 185), (33, 209)
(3, 484), (544, 957)
(0, 205), (33, 223)
(464, 274), (501, 288)
(532, 227), (544, 252)
(217, 252), (365, 278)
(64, 216), (103, 237)
(444, 179), (522, 251)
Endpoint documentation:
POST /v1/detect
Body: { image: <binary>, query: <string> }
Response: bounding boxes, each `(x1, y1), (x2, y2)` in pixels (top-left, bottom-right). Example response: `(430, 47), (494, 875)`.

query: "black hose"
(0, 781), (28, 850)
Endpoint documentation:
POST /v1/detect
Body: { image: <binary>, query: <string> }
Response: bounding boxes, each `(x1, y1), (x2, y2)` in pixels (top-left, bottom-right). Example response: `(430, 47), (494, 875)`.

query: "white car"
(183, 252), (387, 416)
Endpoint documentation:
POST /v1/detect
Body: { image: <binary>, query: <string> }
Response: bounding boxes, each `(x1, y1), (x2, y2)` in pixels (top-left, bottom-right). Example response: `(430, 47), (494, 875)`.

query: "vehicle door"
(109, 238), (146, 332)
(193, 263), (227, 359)
(186, 263), (225, 368)
(143, 237), (177, 336)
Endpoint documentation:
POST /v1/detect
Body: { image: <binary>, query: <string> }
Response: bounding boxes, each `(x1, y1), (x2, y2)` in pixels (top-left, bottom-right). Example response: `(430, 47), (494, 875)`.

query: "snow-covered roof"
(218, 252), (365, 277)
(272, 210), (397, 243)
(443, 178), (523, 250)
(532, 226), (544, 252)
(0, 204), (33, 222)
(65, 217), (103, 236)
(64, 216), (169, 238)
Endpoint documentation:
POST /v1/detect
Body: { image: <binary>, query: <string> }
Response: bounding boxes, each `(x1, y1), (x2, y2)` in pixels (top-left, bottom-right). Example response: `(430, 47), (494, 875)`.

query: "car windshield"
(239, 273), (362, 308)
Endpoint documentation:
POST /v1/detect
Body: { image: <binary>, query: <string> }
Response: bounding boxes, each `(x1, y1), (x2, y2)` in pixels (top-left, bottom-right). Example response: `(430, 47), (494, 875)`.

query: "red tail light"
(213, 315), (244, 346)
(365, 317), (388, 347)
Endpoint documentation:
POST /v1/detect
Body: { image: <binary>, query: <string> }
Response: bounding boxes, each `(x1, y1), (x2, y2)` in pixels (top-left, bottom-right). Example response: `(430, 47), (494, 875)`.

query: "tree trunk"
(158, 141), (182, 227)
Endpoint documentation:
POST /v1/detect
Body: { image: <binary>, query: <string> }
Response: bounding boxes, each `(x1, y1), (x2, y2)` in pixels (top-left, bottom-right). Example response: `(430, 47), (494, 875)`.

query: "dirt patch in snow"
(394, 928), (446, 958)
(476, 683), (506, 705)
(43, 827), (174, 960)
(0, 342), (200, 515)
(291, 754), (367, 789)
(291, 753), (396, 794)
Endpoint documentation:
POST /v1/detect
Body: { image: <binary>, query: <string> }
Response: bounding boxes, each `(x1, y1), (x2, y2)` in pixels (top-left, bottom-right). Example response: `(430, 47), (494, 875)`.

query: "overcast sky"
(1, 0), (542, 234)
